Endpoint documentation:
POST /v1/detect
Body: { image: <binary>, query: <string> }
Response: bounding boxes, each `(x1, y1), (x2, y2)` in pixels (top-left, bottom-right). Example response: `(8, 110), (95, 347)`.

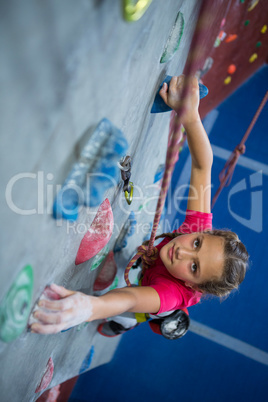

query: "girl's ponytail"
(197, 229), (249, 298)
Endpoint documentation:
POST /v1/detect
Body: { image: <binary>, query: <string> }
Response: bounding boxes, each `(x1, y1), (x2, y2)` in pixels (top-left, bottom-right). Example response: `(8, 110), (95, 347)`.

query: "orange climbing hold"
(227, 64), (236, 74)
(218, 30), (226, 40)
(75, 199), (113, 265)
(225, 34), (238, 43)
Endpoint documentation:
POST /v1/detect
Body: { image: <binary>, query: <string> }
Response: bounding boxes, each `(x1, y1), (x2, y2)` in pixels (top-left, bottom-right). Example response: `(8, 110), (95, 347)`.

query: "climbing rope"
(124, 1), (210, 286)
(211, 90), (268, 208)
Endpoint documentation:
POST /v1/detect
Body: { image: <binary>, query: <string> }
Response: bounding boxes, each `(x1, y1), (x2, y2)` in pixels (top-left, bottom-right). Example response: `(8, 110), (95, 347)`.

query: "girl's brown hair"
(144, 230), (249, 298)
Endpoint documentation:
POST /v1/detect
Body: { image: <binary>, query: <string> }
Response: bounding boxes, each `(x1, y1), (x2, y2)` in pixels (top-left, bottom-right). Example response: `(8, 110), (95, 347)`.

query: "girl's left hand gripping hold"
(29, 284), (93, 334)
(159, 75), (200, 126)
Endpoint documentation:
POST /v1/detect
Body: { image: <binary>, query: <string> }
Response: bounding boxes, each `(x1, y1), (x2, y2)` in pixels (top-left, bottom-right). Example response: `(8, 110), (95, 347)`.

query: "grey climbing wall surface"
(0, 1), (200, 401)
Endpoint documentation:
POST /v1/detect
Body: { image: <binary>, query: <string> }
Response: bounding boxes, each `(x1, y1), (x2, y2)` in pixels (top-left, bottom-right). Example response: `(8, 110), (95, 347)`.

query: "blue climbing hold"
(127, 211), (137, 236)
(79, 345), (95, 374)
(151, 75), (208, 113)
(53, 180), (82, 222)
(154, 164), (165, 183)
(53, 118), (128, 220)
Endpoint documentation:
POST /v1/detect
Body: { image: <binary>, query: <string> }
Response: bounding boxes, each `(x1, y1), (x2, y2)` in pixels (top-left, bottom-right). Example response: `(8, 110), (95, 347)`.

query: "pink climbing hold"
(220, 18), (226, 28)
(43, 286), (61, 300)
(75, 198), (114, 265)
(93, 251), (117, 291)
(35, 357), (54, 393)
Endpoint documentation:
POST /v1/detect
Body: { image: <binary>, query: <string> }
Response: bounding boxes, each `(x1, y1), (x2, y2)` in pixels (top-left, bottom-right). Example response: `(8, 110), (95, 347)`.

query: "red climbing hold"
(75, 199), (114, 265)
(93, 251), (117, 291)
(35, 357), (54, 393)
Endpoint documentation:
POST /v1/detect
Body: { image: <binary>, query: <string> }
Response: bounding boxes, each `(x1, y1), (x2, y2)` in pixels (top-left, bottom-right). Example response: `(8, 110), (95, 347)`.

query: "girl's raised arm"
(160, 75), (213, 213)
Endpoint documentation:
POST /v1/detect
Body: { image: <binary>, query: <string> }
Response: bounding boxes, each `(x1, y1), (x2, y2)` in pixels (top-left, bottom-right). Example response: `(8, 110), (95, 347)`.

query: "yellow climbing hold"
(261, 25), (267, 34)
(248, 0), (259, 11)
(249, 53), (258, 63)
(224, 76), (232, 85)
(123, 0), (152, 22)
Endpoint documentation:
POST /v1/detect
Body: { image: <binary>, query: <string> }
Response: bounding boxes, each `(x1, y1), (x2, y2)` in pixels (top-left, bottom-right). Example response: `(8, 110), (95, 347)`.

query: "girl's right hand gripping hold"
(30, 284), (161, 334)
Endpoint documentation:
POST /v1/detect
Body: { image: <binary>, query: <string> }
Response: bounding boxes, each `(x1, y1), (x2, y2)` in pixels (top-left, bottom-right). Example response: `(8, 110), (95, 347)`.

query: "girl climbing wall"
(29, 75), (249, 336)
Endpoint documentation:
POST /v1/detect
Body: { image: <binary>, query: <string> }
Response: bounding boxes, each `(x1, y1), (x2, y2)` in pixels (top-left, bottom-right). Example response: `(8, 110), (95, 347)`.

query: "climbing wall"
(1, 0), (266, 401)
(198, 0), (268, 118)
(0, 1), (202, 401)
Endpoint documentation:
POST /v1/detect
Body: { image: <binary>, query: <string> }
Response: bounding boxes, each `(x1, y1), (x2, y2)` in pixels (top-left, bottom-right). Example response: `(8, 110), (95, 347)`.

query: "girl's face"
(159, 233), (224, 288)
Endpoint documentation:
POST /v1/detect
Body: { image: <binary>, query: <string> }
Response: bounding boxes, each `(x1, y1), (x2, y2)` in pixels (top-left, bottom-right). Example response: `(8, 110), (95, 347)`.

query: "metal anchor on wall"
(118, 155), (134, 205)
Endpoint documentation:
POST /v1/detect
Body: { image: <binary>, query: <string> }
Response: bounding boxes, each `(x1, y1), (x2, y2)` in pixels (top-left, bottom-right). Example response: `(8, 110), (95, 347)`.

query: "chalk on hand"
(28, 286), (61, 327)
(151, 75), (208, 113)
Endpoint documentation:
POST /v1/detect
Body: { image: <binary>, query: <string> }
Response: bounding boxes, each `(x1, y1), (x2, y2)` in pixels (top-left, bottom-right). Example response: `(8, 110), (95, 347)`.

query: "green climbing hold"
(90, 245), (110, 271)
(76, 322), (89, 331)
(214, 37), (221, 48)
(244, 20), (250, 26)
(160, 12), (185, 63)
(256, 41), (262, 47)
(109, 276), (119, 291)
(0, 265), (34, 342)
(240, 0), (245, 3)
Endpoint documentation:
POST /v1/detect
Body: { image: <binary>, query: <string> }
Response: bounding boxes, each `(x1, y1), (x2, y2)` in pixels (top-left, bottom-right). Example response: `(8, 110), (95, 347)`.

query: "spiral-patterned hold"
(0, 265), (33, 343)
